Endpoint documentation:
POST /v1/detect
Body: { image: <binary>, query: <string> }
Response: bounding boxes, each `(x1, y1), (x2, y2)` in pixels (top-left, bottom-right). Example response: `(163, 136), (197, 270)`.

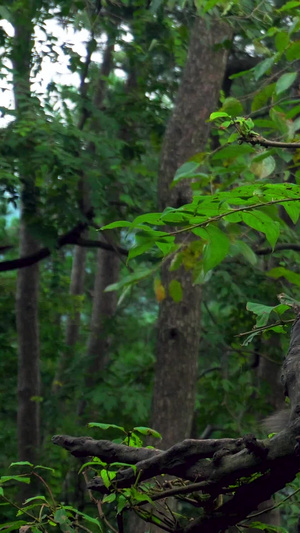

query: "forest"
(2, 0), (300, 532)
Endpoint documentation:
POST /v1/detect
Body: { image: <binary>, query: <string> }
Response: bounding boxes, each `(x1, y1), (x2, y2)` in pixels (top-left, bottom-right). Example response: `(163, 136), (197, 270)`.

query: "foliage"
(1, 0), (300, 531)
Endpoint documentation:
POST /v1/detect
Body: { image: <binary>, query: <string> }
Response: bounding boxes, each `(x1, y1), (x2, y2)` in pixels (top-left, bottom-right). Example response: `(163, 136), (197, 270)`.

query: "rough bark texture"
(151, 16), (233, 451)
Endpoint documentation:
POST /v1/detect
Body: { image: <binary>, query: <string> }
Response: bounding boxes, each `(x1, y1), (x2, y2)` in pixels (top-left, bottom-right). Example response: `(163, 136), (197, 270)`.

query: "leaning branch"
(0, 225), (128, 273)
(52, 316), (300, 533)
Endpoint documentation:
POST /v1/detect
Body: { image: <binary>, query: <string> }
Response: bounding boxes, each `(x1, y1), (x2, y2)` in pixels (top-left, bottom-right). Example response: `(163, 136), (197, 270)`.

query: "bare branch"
(0, 226), (128, 273)
(256, 243), (300, 255)
(245, 133), (300, 149)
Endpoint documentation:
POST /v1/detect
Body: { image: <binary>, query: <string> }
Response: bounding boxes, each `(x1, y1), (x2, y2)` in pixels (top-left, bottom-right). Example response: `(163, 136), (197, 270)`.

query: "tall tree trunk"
(12, 5), (40, 500)
(152, 16), (232, 448)
(53, 244), (87, 392)
(53, 39), (114, 394)
(129, 15), (232, 532)
(16, 225), (40, 464)
(86, 243), (120, 378)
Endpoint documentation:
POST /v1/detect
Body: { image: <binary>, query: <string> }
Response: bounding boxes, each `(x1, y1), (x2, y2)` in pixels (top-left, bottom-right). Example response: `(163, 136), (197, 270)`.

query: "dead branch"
(52, 316), (300, 532)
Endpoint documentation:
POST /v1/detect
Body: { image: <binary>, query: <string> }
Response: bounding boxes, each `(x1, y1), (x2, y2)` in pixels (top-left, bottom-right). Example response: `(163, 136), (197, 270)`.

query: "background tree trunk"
(86, 244), (120, 377)
(12, 5), (40, 501)
(53, 244), (87, 392)
(16, 224), (40, 465)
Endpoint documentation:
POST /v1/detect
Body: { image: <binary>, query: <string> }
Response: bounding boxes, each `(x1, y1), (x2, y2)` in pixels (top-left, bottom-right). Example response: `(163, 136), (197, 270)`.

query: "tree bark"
(152, 16), (232, 448)
(53, 244), (87, 392)
(128, 15), (232, 532)
(11, 5), (40, 501)
(53, 38), (115, 396)
(16, 224), (40, 464)
(86, 243), (120, 377)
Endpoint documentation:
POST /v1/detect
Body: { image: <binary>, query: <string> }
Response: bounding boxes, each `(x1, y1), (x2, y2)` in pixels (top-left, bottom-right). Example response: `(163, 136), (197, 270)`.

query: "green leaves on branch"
(247, 302), (290, 328)
(102, 183), (300, 290)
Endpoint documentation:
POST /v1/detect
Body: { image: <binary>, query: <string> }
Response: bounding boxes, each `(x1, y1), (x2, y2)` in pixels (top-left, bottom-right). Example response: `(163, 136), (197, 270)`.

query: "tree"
(2, 0), (300, 531)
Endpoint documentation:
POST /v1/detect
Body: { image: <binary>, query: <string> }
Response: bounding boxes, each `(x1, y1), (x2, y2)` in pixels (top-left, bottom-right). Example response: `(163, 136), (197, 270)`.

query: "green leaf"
(246, 302), (273, 327)
(149, 0), (164, 12)
(253, 57), (275, 80)
(281, 201), (300, 223)
(133, 427), (162, 439)
(100, 469), (115, 489)
(128, 242), (154, 260)
(209, 111), (230, 121)
(0, 521), (28, 532)
(250, 156), (276, 178)
(101, 221), (132, 230)
(0, 476), (30, 484)
(168, 280), (183, 303)
(104, 268), (155, 292)
(23, 495), (48, 504)
(117, 495), (128, 514)
(275, 31), (290, 52)
(212, 144), (255, 160)
(88, 422), (125, 432)
(247, 301), (290, 327)
(54, 509), (75, 533)
(78, 459), (107, 474)
(286, 41), (300, 61)
(278, 1), (300, 10)
(241, 211), (280, 248)
(9, 461), (33, 468)
(156, 241), (175, 256)
(230, 240), (257, 266)
(203, 0), (220, 12)
(131, 213), (164, 226)
(102, 493), (117, 504)
(173, 161), (201, 183)
(202, 225), (229, 273)
(33, 465), (55, 472)
(276, 72), (297, 94)
(267, 267), (300, 286)
(62, 506), (103, 529)
(221, 97), (243, 117)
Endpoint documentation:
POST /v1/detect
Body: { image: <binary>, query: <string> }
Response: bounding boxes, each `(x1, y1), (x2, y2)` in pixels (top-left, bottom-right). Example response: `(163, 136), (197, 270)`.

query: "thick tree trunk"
(152, 16), (232, 448)
(129, 16), (232, 532)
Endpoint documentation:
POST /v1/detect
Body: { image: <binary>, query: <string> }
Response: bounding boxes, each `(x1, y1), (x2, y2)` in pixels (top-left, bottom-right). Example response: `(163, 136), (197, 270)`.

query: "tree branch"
(0, 225), (128, 272)
(52, 316), (300, 533)
(256, 243), (300, 255)
(244, 133), (300, 149)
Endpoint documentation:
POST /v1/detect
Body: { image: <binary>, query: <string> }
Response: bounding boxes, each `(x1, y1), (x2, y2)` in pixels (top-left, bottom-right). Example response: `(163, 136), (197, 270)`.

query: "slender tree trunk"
(16, 224), (40, 464)
(11, 5), (40, 501)
(53, 244), (87, 392)
(86, 240), (120, 377)
(53, 39), (115, 394)
(65, 245), (87, 349)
